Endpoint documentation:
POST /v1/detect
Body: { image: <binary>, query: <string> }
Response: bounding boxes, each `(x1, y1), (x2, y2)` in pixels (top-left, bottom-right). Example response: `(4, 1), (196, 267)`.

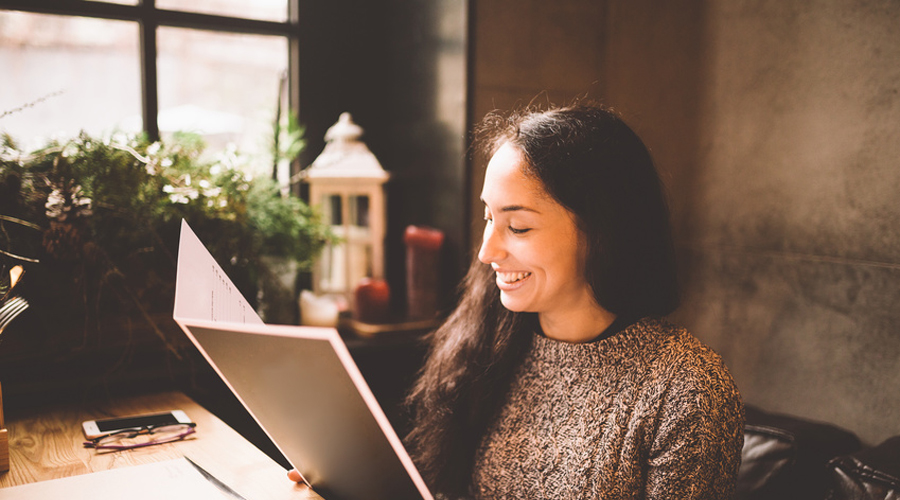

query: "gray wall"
(471, 0), (900, 445)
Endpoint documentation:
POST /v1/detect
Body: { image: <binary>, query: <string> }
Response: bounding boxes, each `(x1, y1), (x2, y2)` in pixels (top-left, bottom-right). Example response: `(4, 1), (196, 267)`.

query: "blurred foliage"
(0, 130), (333, 359)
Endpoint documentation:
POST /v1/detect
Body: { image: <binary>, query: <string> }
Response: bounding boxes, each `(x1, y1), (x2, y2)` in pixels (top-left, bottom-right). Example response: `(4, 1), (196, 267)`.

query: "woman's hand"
(286, 469), (320, 498)
(287, 468), (305, 483)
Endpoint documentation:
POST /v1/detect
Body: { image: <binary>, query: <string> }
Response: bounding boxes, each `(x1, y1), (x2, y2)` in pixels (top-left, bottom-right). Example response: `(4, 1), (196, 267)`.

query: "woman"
(404, 103), (744, 499)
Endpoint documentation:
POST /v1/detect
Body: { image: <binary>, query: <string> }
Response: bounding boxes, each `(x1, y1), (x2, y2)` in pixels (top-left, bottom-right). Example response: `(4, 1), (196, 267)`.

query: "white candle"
(299, 290), (340, 327)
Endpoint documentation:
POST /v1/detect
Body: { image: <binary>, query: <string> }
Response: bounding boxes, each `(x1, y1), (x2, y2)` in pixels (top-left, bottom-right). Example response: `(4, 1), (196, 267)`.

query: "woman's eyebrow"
(498, 204), (539, 214)
(480, 199), (540, 214)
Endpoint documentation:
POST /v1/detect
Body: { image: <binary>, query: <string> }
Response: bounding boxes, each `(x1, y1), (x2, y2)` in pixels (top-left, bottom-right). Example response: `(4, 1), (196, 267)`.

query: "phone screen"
(96, 412), (179, 432)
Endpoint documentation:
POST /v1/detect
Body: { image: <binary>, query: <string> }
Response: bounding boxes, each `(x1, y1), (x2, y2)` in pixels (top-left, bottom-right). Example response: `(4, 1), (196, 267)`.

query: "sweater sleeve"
(644, 350), (745, 500)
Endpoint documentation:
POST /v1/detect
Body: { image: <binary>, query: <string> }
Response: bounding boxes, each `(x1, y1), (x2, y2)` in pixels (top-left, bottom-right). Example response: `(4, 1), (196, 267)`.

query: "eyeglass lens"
(86, 423), (196, 450)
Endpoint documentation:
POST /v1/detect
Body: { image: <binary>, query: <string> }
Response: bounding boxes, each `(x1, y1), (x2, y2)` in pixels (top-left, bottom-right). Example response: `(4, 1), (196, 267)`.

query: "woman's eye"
(509, 226), (531, 235)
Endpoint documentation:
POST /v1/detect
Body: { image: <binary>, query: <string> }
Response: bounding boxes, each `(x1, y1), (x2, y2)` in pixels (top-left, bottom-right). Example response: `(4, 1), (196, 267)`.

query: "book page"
(174, 220), (262, 325)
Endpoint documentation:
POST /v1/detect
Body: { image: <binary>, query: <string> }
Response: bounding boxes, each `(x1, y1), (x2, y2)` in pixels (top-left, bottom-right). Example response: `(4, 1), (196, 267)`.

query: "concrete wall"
(471, 0), (900, 445)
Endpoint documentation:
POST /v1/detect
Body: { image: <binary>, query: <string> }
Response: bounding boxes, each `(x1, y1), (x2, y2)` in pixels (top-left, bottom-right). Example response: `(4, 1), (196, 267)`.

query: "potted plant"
(0, 129), (334, 401)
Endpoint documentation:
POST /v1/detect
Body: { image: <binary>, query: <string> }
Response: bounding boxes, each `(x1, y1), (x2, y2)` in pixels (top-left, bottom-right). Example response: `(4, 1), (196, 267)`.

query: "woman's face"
(478, 142), (596, 318)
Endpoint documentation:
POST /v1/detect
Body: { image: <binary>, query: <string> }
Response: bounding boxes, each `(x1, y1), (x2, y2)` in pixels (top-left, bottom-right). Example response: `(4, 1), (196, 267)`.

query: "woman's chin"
(499, 293), (529, 313)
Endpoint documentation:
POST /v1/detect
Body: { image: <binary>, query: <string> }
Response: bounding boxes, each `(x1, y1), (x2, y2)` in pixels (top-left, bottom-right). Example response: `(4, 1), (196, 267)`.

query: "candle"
(299, 290), (340, 327)
(354, 277), (391, 324)
(404, 225), (444, 319)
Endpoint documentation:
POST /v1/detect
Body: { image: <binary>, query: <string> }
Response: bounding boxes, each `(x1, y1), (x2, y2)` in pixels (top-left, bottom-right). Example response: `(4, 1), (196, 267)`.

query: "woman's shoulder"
(628, 317), (741, 398)
(633, 318), (728, 366)
(629, 319), (744, 437)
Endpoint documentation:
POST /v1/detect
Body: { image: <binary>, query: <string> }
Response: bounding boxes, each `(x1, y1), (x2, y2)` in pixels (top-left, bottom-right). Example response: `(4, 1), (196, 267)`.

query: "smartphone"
(82, 410), (192, 439)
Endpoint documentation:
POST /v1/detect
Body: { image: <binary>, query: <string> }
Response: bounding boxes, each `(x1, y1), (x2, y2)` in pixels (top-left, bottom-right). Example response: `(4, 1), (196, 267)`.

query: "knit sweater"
(469, 317), (744, 500)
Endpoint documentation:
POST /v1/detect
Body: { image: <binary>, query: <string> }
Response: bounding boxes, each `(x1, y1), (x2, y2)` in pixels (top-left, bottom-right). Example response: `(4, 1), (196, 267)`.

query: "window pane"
(84, 0), (138, 5)
(0, 12), (141, 147)
(157, 27), (288, 177)
(350, 195), (370, 228)
(156, 0), (288, 23)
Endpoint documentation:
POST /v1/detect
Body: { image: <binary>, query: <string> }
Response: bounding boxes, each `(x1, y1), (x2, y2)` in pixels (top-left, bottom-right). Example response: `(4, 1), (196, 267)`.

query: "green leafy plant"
(0, 129), (333, 360)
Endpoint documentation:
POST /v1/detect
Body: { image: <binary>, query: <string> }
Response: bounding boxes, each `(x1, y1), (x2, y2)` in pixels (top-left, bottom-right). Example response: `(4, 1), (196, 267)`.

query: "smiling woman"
(405, 103), (744, 499)
(478, 142), (610, 342)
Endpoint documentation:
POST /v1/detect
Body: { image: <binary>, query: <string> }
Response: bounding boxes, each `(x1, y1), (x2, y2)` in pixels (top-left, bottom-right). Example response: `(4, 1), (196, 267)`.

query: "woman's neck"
(539, 299), (617, 343)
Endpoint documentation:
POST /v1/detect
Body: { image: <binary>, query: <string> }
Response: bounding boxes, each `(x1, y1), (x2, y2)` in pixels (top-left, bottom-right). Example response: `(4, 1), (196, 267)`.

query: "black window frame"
(0, 0), (300, 142)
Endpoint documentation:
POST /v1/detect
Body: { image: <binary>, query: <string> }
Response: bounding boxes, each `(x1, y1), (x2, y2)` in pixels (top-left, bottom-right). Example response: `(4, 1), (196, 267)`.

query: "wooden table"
(0, 390), (318, 499)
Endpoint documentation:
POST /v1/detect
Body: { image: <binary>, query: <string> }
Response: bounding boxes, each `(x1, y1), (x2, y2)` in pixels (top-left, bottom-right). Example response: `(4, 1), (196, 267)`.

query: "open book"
(173, 220), (432, 500)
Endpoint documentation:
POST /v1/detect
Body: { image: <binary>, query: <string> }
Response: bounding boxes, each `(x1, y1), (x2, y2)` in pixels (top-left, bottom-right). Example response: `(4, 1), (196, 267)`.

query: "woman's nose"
(478, 224), (504, 264)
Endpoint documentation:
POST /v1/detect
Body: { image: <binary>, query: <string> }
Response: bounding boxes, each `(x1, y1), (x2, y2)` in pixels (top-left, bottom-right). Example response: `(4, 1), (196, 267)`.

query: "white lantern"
(301, 113), (390, 302)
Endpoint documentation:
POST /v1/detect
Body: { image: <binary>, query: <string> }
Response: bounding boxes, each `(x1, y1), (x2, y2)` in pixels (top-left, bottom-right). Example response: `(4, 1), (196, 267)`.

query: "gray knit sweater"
(469, 317), (744, 500)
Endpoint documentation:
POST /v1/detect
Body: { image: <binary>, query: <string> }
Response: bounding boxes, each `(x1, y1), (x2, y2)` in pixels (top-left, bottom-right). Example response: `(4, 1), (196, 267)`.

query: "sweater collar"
(528, 317), (670, 369)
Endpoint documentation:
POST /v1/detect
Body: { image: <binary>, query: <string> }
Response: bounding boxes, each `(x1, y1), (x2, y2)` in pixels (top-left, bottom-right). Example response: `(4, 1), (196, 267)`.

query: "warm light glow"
(8, 266), (23, 289)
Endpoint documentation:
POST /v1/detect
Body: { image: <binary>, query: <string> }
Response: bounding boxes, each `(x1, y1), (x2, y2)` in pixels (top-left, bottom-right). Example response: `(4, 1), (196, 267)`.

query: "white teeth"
(497, 271), (531, 284)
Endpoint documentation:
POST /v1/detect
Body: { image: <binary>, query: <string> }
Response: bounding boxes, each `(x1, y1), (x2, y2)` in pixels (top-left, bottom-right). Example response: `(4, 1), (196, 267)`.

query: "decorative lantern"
(301, 113), (390, 303)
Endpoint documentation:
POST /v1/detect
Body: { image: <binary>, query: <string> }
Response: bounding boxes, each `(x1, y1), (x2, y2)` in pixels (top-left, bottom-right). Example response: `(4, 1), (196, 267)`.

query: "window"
(0, 12), (142, 148)
(0, 0), (296, 177)
(156, 0), (287, 23)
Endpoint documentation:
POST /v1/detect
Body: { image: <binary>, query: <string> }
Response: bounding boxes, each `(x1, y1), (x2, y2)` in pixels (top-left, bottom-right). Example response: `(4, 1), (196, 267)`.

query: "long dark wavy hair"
(404, 102), (679, 496)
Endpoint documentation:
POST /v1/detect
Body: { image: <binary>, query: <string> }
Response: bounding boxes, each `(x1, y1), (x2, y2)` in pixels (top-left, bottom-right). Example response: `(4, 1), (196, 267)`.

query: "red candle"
(404, 225), (445, 319)
(354, 277), (391, 324)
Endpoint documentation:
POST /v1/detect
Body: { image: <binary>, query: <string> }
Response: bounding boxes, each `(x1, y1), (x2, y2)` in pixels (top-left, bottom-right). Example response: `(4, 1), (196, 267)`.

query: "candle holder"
(300, 113), (390, 306)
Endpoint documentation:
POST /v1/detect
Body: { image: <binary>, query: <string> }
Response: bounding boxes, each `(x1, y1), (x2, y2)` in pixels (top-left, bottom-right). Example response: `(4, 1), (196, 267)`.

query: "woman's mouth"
(496, 271), (531, 285)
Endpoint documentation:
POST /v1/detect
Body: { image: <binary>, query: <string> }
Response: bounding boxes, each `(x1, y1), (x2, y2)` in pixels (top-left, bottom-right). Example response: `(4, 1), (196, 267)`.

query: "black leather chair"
(737, 405), (863, 500)
(826, 436), (900, 500)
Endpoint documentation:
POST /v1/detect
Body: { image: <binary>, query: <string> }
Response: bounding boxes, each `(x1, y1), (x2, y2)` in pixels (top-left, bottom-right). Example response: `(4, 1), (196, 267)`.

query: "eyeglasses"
(83, 423), (197, 450)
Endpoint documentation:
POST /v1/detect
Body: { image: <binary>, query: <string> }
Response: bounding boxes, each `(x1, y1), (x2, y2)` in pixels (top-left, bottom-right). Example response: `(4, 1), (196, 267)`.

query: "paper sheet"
(174, 220), (262, 325)
(0, 458), (235, 500)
